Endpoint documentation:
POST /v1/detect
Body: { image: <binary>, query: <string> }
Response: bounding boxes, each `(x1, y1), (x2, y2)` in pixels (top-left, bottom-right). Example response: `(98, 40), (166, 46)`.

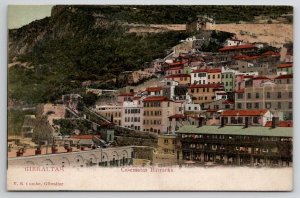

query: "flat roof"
(176, 125), (292, 137)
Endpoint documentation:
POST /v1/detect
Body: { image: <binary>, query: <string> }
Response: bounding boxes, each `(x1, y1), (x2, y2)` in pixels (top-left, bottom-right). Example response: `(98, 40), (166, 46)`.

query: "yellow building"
(188, 84), (224, 105)
(157, 135), (176, 155)
(153, 135), (177, 165)
(165, 74), (191, 85)
(94, 105), (122, 125)
(207, 69), (221, 84)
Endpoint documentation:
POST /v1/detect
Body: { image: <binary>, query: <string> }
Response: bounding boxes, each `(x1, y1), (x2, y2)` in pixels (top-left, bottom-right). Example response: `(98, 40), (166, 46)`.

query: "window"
(237, 103), (242, 109)
(247, 93), (251, 99)
(256, 93), (259, 98)
(254, 103), (259, 109)
(277, 102), (281, 109)
(289, 102), (293, 109)
(267, 92), (271, 99)
(213, 75), (215, 79)
(246, 103), (252, 108)
(253, 117), (259, 124)
(164, 139), (169, 144)
(289, 92), (293, 98)
(265, 102), (271, 109)
(237, 93), (243, 99)
(238, 117), (243, 123)
(278, 92), (282, 99)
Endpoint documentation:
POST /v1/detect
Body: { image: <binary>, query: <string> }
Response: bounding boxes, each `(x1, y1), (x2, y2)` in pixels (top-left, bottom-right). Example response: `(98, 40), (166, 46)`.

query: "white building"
(191, 69), (208, 85)
(223, 38), (245, 47)
(121, 98), (144, 131)
(184, 103), (202, 113)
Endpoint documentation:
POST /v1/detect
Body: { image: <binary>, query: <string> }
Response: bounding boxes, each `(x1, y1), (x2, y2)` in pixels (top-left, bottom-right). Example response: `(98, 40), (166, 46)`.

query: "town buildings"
(142, 96), (179, 133)
(175, 124), (292, 167)
(188, 83), (224, 105)
(235, 75), (293, 119)
(122, 98), (144, 131)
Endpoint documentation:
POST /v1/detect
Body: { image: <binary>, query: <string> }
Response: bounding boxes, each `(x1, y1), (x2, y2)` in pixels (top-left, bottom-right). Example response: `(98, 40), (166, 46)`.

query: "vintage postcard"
(7, 5), (293, 191)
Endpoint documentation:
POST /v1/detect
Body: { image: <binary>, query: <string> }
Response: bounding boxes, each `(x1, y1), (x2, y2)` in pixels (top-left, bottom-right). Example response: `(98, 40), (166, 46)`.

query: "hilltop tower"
(186, 15), (215, 32)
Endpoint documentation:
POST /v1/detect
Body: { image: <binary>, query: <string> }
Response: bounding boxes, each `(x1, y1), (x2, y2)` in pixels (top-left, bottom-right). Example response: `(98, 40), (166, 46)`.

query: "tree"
(81, 92), (98, 107)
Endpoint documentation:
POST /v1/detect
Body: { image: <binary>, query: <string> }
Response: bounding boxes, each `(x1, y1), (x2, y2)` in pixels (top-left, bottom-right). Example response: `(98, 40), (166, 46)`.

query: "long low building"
(175, 125), (292, 167)
(8, 146), (134, 168)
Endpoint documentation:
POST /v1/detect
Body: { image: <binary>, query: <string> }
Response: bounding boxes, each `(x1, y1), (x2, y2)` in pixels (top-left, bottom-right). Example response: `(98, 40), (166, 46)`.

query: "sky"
(8, 5), (53, 29)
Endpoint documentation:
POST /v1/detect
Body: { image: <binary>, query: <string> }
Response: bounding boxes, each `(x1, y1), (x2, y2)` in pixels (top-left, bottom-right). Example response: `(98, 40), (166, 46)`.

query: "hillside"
(8, 5), (293, 105)
(8, 5), (191, 104)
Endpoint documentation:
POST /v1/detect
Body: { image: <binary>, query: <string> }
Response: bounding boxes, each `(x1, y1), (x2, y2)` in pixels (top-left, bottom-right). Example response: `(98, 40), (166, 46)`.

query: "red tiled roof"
(165, 66), (183, 71)
(118, 93), (134, 97)
(222, 100), (234, 104)
(168, 114), (186, 119)
(165, 74), (191, 78)
(189, 84), (224, 89)
(232, 55), (249, 59)
(133, 96), (141, 100)
(146, 87), (163, 92)
(244, 75), (254, 79)
(143, 96), (171, 102)
(219, 44), (256, 52)
(253, 76), (270, 80)
(221, 109), (268, 116)
(278, 63), (293, 68)
(275, 74), (293, 80)
(263, 51), (280, 56)
(191, 68), (221, 73)
(264, 120), (293, 127)
(233, 55), (262, 60)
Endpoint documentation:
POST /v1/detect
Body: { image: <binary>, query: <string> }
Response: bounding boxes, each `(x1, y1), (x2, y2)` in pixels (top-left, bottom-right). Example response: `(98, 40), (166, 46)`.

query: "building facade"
(122, 99), (144, 131)
(235, 82), (293, 119)
(142, 96), (177, 134)
(176, 125), (292, 167)
(188, 84), (224, 105)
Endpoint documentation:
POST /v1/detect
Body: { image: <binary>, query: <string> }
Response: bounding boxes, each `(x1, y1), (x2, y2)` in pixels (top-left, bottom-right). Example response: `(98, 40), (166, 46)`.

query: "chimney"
(51, 145), (57, 154)
(35, 147), (41, 155)
(16, 148), (24, 157)
(271, 116), (279, 128)
(220, 117), (225, 127)
(244, 117), (249, 128)
(198, 117), (203, 127)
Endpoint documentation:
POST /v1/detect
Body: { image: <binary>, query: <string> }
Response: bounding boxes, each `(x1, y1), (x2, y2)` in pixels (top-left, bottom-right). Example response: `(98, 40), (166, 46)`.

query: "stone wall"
(8, 146), (134, 167)
(114, 126), (158, 147)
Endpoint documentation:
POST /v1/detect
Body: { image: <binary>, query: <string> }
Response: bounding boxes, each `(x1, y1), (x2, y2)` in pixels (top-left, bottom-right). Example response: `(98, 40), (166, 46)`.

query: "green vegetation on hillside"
(8, 109), (35, 136)
(73, 5), (293, 24)
(9, 8), (190, 104)
(8, 5), (293, 105)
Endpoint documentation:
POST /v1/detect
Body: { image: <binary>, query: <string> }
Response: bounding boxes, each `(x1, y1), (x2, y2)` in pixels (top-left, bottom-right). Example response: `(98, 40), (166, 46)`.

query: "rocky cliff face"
(9, 17), (50, 61)
(8, 5), (104, 62)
